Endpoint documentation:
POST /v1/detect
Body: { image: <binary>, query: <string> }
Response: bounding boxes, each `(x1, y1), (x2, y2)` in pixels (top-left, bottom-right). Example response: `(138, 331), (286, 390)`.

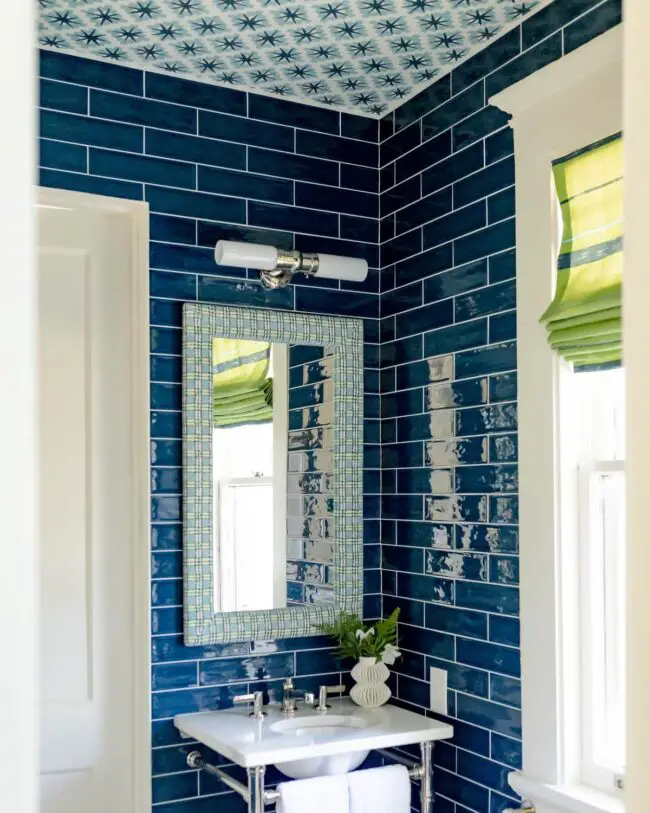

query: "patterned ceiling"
(38, 0), (550, 118)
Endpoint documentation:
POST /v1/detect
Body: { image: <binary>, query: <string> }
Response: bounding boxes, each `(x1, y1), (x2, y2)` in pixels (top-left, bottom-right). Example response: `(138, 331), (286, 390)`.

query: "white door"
(38, 199), (138, 813)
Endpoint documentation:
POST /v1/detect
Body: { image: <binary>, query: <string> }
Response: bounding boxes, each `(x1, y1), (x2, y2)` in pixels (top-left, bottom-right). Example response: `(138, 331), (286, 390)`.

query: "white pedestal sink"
(175, 698), (453, 780)
(269, 714), (369, 778)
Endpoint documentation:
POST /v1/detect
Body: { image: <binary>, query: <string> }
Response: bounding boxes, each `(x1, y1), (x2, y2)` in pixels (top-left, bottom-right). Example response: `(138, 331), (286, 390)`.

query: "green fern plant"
(318, 608), (401, 664)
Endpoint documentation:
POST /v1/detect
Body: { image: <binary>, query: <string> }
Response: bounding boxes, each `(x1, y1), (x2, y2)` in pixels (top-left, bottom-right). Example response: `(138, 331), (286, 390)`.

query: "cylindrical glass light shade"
(214, 240), (278, 271)
(314, 254), (368, 282)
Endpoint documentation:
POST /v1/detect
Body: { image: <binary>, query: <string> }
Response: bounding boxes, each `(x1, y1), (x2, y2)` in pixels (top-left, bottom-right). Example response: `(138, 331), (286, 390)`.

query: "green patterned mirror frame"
(182, 303), (364, 645)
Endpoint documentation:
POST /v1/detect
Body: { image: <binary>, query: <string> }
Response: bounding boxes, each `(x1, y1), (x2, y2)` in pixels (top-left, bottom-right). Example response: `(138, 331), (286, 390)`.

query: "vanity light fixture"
(214, 240), (369, 289)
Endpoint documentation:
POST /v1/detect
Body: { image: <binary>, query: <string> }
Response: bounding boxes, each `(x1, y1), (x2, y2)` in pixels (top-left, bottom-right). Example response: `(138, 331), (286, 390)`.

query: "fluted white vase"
(350, 656), (391, 708)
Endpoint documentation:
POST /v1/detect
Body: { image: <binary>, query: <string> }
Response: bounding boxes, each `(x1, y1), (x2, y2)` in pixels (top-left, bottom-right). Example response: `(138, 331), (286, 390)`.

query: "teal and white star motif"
(38, 0), (551, 118)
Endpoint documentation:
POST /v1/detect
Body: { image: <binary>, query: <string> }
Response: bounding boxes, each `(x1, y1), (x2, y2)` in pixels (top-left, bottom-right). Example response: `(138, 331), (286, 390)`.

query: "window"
(568, 368), (626, 792)
(490, 23), (625, 813)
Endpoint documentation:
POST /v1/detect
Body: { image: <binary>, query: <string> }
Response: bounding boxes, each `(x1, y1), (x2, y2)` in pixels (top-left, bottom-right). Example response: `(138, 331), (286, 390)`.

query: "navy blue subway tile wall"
(377, 2), (620, 812)
(38, 1), (621, 809)
(38, 48), (380, 813)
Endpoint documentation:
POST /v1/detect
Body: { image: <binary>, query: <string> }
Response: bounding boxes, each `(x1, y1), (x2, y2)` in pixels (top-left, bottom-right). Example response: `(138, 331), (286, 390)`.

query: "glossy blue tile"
(39, 168), (142, 201)
(564, 0), (622, 55)
(382, 494), (423, 520)
(491, 733), (522, 769)
(397, 573), (455, 606)
(151, 551), (182, 578)
(400, 623), (454, 661)
(151, 579), (182, 607)
(489, 495), (519, 525)
(425, 603), (487, 638)
(489, 249), (516, 284)
(489, 434), (518, 463)
(382, 545), (424, 574)
(382, 388), (423, 419)
(199, 109), (293, 151)
(150, 324), (182, 351)
(422, 83), (485, 142)
(423, 201), (486, 250)
(424, 258), (488, 301)
(248, 147), (335, 188)
(151, 606), (183, 635)
(451, 28), (521, 94)
(454, 218), (516, 266)
(150, 409), (182, 439)
(381, 441), (423, 469)
(422, 143), (484, 197)
(296, 130), (378, 168)
(249, 94), (338, 133)
(395, 520), (453, 549)
(151, 685), (239, 719)
(198, 165), (292, 205)
(341, 163), (377, 193)
(381, 121), (421, 166)
(90, 149), (194, 189)
(423, 318), (488, 357)
(40, 78), (87, 114)
(145, 128), (245, 170)
(381, 175), (420, 218)
(249, 201), (338, 239)
(40, 50), (143, 95)
(90, 89), (196, 134)
(152, 662), (197, 691)
(425, 494), (488, 523)
(426, 549), (487, 581)
(455, 464), (518, 494)
(456, 581), (519, 615)
(455, 524), (518, 554)
(489, 187), (516, 224)
(394, 244), (453, 288)
(458, 638), (520, 678)
(146, 186), (245, 223)
(489, 371), (518, 403)
(296, 182), (377, 219)
(295, 286), (378, 319)
(145, 72), (245, 115)
(453, 105), (511, 152)
(342, 113), (378, 142)
(395, 75), (451, 130)
(199, 653), (294, 686)
(151, 466), (181, 493)
(198, 276), (293, 310)
(428, 656), (489, 699)
(340, 215), (378, 244)
(454, 157), (515, 209)
(486, 34), (563, 98)
(381, 229), (423, 267)
(457, 693), (521, 739)
(151, 772), (197, 804)
(490, 311), (517, 343)
(455, 341), (517, 379)
(457, 750), (513, 796)
(151, 522), (182, 550)
(151, 495), (181, 522)
(39, 138), (87, 173)
(396, 299), (454, 339)
(486, 127), (515, 165)
(152, 635), (249, 664)
(150, 270), (196, 300)
(40, 110), (143, 152)
(456, 403), (518, 435)
(434, 766), (490, 811)
(396, 188), (453, 235)
(491, 674), (521, 708)
(490, 555), (520, 586)
(150, 214), (196, 246)
(396, 131), (453, 184)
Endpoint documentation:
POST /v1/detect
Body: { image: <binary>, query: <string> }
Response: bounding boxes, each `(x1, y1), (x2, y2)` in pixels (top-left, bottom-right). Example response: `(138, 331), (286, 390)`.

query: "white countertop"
(175, 698), (454, 768)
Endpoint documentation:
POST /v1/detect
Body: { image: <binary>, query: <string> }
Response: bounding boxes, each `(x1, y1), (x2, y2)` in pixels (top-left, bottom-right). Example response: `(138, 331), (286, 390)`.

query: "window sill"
(508, 773), (624, 813)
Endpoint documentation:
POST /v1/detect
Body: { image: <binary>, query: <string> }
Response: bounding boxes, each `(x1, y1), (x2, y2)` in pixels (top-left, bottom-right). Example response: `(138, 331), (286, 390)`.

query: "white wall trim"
(489, 28), (622, 798)
(622, 2), (650, 809)
(37, 187), (151, 813)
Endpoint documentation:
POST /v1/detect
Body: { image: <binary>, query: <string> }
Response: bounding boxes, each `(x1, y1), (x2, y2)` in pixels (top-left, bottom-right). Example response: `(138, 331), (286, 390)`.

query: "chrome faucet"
(233, 690), (266, 721)
(317, 683), (346, 712)
(280, 678), (315, 715)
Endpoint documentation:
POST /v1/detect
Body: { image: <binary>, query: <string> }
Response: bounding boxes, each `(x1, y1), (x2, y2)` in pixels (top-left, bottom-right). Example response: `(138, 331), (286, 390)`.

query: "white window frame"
(490, 25), (625, 813)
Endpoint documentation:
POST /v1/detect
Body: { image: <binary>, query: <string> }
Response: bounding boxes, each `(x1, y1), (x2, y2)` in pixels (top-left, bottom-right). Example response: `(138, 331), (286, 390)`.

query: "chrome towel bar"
(187, 741), (434, 813)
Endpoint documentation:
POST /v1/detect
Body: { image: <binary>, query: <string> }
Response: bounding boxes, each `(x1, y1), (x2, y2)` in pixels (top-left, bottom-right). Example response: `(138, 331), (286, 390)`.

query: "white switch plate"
(429, 666), (447, 714)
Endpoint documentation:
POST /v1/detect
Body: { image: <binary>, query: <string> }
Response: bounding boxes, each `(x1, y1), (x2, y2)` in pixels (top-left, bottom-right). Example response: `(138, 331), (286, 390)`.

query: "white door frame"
(37, 187), (151, 813)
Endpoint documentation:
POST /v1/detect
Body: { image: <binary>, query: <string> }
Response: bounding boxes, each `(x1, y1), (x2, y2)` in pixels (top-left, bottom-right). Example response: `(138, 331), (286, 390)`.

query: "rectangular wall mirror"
(182, 304), (363, 645)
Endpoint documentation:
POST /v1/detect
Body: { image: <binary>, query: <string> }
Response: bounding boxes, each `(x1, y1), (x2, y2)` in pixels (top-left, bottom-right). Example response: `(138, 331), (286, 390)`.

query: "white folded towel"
(276, 774), (350, 813)
(347, 764), (411, 813)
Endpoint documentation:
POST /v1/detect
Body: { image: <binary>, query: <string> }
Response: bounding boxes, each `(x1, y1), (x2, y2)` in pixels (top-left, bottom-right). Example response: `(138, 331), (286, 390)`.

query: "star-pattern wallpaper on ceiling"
(38, 0), (551, 118)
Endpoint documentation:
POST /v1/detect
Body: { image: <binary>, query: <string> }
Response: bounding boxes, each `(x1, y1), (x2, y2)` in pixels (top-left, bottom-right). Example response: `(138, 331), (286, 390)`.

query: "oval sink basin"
(271, 715), (370, 779)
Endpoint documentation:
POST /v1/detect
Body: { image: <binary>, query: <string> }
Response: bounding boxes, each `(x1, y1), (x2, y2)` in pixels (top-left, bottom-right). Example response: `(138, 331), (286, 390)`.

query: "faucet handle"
(317, 683), (346, 711)
(233, 690), (266, 720)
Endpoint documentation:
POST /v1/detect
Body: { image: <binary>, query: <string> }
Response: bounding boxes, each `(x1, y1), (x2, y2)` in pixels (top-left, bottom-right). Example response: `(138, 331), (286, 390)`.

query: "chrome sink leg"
(247, 765), (266, 813)
(420, 741), (433, 813)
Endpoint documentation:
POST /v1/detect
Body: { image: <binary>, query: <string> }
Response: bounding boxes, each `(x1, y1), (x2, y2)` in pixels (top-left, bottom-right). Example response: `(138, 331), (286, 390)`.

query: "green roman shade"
(541, 132), (623, 368)
(212, 338), (273, 428)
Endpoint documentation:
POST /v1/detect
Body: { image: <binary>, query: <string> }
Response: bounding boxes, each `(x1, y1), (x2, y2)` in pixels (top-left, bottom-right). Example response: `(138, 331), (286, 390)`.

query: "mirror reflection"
(212, 338), (335, 613)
